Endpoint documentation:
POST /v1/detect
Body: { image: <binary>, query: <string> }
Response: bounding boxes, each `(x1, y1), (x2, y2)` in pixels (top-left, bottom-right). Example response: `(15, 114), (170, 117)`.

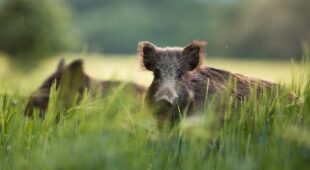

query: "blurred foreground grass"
(0, 54), (310, 169)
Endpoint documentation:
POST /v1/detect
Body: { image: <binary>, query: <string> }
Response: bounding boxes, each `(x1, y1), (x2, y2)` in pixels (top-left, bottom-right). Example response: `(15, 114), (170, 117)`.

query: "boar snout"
(154, 82), (178, 105)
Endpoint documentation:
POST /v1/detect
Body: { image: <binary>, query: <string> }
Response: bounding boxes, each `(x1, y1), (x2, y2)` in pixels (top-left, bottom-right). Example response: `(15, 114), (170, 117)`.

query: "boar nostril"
(156, 98), (173, 109)
(154, 87), (178, 106)
(156, 95), (176, 106)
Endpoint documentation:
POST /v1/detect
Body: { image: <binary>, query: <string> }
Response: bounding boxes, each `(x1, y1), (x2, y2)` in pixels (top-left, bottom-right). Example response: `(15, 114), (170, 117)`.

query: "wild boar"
(25, 59), (146, 117)
(138, 40), (277, 124)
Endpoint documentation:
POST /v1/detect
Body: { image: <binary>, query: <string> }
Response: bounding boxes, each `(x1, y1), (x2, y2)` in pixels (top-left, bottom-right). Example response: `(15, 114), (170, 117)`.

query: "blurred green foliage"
(70, 0), (310, 59)
(0, 59), (309, 169)
(0, 0), (77, 68)
(0, 0), (309, 64)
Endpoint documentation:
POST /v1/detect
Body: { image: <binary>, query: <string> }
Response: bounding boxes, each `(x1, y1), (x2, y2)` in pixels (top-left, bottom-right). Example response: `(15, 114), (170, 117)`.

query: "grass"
(0, 54), (303, 93)
(0, 54), (310, 170)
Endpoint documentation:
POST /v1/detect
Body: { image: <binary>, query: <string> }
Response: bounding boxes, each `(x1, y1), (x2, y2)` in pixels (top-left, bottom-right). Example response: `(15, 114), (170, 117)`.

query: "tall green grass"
(0, 61), (310, 170)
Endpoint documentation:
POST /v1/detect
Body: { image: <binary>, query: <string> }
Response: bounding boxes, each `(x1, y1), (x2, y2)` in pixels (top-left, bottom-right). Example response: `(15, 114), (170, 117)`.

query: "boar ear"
(56, 58), (65, 71)
(61, 59), (84, 87)
(68, 59), (84, 74)
(138, 41), (157, 71)
(182, 40), (207, 71)
(59, 59), (85, 108)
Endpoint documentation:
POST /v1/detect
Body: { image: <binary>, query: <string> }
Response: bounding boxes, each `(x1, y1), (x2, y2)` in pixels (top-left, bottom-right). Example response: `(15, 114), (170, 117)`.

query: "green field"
(0, 54), (304, 93)
(0, 54), (310, 169)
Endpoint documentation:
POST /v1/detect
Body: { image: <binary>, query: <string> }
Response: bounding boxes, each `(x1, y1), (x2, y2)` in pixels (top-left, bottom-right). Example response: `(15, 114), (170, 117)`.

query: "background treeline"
(69, 0), (310, 59)
(0, 0), (309, 60)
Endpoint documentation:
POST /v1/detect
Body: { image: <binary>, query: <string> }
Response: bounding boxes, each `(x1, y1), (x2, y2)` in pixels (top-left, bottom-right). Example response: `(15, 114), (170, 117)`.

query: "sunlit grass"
(0, 54), (309, 169)
(0, 53), (306, 94)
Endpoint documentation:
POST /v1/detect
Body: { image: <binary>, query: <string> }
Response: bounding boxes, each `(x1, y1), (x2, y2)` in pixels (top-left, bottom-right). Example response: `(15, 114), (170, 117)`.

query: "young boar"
(138, 40), (277, 123)
(25, 59), (146, 117)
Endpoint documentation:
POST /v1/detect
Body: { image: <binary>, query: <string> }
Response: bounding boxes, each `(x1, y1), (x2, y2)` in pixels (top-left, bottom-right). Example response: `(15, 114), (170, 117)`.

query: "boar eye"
(154, 69), (161, 78)
(176, 69), (183, 79)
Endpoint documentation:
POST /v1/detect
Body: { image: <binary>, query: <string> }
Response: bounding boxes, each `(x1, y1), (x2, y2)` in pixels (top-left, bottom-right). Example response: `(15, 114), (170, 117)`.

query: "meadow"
(0, 54), (302, 93)
(0, 54), (310, 170)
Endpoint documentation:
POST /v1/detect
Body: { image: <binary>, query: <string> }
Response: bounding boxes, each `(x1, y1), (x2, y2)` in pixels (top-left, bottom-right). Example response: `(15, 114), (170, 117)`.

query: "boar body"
(138, 41), (277, 123)
(25, 59), (146, 117)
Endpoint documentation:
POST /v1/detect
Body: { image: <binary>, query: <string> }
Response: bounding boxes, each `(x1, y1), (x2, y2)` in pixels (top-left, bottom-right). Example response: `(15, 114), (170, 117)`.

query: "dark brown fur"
(138, 40), (277, 124)
(25, 59), (146, 117)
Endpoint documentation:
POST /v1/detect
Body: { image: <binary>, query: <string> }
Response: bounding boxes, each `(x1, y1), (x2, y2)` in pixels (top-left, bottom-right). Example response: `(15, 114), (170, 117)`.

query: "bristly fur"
(139, 40), (280, 125)
(25, 59), (146, 118)
(138, 40), (207, 71)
